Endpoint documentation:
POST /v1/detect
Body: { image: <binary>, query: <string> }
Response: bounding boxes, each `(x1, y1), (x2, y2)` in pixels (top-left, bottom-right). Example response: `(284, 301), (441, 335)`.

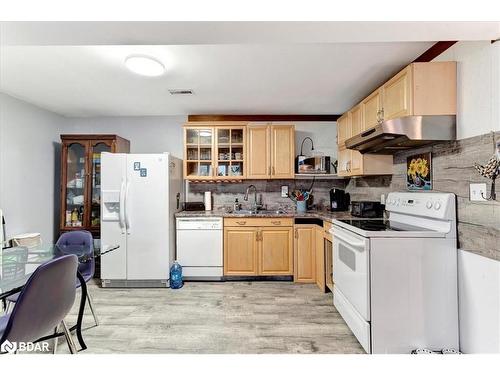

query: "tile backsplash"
(187, 131), (499, 262)
(188, 178), (346, 212)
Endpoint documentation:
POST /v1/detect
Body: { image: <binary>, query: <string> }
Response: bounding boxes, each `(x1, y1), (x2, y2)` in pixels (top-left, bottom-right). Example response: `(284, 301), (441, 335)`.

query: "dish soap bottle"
(233, 198), (240, 212)
(170, 261), (183, 289)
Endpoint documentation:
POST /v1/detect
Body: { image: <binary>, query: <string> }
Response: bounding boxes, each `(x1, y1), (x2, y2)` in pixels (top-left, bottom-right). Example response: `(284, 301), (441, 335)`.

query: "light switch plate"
(281, 185), (289, 198)
(469, 183), (487, 201)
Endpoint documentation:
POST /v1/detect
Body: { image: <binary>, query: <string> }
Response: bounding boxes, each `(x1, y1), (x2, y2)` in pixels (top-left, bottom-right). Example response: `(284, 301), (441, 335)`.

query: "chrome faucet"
(244, 184), (259, 212)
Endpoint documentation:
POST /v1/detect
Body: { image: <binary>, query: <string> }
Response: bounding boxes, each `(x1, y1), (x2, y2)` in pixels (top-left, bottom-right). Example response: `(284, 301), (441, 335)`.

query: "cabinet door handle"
(294, 229), (298, 239)
(268, 166), (271, 176)
(258, 230), (262, 241)
(236, 221), (247, 225)
(271, 220), (281, 225)
(272, 166), (275, 175)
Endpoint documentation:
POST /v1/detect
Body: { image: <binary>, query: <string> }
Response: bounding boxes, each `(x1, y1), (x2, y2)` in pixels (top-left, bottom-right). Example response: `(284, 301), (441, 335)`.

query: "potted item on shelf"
(288, 189), (311, 213)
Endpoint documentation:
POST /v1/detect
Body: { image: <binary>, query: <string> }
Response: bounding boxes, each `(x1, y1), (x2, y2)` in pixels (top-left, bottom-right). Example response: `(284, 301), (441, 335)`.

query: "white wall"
(0, 93), (65, 243)
(458, 250), (500, 353)
(294, 122), (337, 160)
(434, 41), (500, 139)
(435, 41), (500, 353)
(66, 116), (187, 158)
(66, 118), (338, 162)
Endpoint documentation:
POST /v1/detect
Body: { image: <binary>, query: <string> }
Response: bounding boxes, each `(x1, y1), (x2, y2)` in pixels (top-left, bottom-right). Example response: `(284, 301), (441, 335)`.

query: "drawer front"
(224, 218), (293, 227)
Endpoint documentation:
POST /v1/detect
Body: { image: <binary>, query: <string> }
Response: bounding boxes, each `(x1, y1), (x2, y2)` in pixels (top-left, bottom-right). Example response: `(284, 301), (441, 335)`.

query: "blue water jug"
(170, 261), (183, 289)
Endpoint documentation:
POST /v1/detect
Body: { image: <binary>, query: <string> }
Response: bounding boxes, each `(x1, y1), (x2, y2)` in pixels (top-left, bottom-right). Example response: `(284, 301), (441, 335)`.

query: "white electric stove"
(330, 192), (459, 354)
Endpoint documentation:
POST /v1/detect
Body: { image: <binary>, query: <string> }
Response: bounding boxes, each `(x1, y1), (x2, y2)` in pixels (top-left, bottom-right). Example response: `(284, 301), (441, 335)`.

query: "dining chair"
(5, 230), (99, 328)
(0, 254), (79, 354)
(56, 231), (99, 328)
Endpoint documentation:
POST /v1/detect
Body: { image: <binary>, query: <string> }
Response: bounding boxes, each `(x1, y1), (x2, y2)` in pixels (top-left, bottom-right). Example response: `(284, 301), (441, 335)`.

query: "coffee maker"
(329, 188), (350, 212)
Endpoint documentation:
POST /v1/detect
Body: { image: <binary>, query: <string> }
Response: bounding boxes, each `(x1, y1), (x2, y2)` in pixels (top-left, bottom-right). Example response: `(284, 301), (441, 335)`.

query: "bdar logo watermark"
(1, 339), (49, 354)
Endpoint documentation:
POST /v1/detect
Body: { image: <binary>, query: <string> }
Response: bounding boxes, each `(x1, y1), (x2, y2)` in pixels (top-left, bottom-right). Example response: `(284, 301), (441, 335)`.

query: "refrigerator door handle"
(119, 179), (126, 234)
(125, 181), (131, 234)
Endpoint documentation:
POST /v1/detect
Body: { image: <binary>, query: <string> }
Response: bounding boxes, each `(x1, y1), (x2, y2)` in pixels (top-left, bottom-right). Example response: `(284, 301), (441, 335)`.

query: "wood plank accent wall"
(345, 131), (500, 261)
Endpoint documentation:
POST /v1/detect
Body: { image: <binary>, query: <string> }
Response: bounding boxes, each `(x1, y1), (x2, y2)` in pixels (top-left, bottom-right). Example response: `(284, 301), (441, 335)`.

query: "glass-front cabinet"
(183, 124), (246, 180)
(60, 135), (130, 237)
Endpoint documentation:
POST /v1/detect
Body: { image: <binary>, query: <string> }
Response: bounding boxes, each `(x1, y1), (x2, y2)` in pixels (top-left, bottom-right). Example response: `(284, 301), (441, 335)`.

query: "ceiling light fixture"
(125, 55), (165, 77)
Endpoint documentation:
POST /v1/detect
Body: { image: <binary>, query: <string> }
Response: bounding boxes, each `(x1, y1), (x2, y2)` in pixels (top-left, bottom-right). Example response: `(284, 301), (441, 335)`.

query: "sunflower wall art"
(407, 152), (432, 190)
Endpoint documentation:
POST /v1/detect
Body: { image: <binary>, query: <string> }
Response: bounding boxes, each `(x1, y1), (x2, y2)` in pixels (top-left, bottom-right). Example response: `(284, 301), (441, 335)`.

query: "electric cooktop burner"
(338, 219), (433, 232)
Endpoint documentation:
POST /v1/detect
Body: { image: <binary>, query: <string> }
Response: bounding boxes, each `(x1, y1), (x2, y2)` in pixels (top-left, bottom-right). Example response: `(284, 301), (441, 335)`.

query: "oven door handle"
(333, 231), (366, 250)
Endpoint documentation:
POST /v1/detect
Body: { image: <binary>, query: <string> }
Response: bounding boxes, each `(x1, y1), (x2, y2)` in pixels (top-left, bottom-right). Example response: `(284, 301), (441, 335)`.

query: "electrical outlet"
(281, 185), (289, 198)
(470, 183), (487, 201)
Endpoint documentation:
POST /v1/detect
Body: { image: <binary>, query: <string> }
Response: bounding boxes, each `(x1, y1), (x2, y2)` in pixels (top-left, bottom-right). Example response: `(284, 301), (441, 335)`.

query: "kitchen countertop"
(175, 209), (355, 223)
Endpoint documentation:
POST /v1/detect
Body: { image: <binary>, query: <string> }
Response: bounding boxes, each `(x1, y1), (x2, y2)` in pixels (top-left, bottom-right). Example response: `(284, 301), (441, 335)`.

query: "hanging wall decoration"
(473, 131), (499, 200)
(407, 152), (432, 190)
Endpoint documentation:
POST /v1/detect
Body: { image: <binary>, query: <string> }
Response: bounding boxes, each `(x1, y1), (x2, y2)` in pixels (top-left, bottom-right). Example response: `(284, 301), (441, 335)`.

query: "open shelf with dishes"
(183, 124), (246, 180)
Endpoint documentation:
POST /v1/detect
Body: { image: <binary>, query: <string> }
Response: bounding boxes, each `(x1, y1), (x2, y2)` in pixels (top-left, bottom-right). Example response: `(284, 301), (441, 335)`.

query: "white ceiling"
(0, 22), (498, 117)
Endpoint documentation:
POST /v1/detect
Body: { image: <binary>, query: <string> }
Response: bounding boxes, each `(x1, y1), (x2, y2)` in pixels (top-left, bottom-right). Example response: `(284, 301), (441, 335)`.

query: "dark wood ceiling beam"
(188, 114), (341, 122)
(413, 41), (458, 62)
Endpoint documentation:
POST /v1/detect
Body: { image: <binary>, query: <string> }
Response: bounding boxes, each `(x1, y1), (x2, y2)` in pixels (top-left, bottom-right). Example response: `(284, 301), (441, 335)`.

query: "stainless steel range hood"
(345, 115), (456, 154)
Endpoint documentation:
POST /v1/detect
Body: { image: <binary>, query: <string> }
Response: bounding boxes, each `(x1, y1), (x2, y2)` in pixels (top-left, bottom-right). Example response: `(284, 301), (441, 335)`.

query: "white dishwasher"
(176, 217), (223, 280)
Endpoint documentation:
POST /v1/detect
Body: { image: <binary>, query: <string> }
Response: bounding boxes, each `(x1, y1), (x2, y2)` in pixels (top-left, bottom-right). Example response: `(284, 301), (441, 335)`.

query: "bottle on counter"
(233, 198), (240, 212)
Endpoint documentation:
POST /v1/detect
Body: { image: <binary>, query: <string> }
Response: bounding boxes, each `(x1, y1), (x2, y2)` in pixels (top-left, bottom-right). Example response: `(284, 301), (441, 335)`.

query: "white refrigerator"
(100, 153), (182, 287)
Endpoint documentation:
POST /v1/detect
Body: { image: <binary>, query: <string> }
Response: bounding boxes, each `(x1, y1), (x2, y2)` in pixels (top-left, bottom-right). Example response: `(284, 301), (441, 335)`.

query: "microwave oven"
(297, 156), (331, 174)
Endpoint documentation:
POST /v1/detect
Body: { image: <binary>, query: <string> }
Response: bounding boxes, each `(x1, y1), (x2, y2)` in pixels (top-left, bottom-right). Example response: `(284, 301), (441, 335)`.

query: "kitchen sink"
(232, 209), (287, 215)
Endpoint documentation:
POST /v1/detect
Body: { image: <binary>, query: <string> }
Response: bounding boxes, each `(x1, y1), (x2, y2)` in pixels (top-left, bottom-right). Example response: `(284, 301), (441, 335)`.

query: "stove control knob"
(426, 201), (433, 209)
(434, 202), (441, 210)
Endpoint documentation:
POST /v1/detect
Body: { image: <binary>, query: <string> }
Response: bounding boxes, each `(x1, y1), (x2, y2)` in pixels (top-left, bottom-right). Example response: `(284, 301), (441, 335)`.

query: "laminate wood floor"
(61, 281), (365, 354)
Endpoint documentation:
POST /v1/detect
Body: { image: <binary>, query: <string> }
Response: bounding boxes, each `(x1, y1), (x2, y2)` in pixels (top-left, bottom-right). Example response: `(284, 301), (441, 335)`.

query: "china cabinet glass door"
(63, 141), (88, 228)
(90, 141), (112, 229)
(185, 128), (214, 179)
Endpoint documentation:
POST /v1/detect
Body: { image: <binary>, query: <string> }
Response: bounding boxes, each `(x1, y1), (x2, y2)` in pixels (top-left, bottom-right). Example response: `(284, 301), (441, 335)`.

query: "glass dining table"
(0, 243), (119, 351)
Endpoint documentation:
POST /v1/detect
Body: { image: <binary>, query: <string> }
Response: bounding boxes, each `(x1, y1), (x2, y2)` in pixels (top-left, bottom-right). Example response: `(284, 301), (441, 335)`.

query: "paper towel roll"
(204, 191), (212, 211)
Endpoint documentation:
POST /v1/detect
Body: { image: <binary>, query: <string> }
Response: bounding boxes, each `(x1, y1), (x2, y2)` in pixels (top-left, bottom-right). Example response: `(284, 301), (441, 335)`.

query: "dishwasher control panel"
(176, 217), (223, 230)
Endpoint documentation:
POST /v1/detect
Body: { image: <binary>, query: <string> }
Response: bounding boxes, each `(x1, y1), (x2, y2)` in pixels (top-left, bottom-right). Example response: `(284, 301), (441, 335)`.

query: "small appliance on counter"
(330, 188), (350, 212)
(183, 202), (205, 211)
(351, 201), (384, 218)
(297, 156), (331, 174)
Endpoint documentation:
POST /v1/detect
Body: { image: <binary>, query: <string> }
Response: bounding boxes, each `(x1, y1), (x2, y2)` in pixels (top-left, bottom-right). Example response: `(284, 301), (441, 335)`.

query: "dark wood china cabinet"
(60, 134), (130, 237)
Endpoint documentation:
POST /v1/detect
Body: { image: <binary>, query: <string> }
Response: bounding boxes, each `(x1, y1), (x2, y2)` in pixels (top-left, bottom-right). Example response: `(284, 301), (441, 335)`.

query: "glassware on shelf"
(186, 129), (199, 144)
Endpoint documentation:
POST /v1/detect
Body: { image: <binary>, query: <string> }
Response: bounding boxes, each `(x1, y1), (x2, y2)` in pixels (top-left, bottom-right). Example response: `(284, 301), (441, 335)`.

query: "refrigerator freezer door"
(101, 153), (128, 280)
(125, 154), (170, 280)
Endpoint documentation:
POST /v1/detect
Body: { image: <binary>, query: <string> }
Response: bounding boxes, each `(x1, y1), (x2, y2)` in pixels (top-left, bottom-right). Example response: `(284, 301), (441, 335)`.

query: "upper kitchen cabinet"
(60, 134), (130, 236)
(382, 65), (412, 120)
(362, 89), (382, 131)
(336, 113), (350, 146)
(247, 124), (295, 179)
(270, 125), (295, 179)
(183, 123), (247, 181)
(184, 126), (215, 180)
(246, 125), (270, 179)
(375, 61), (456, 124)
(215, 126), (246, 180)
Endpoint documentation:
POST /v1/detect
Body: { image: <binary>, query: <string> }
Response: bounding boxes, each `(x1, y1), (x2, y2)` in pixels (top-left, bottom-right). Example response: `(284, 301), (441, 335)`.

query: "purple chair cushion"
(0, 254), (78, 345)
(0, 315), (9, 334)
(56, 230), (95, 283)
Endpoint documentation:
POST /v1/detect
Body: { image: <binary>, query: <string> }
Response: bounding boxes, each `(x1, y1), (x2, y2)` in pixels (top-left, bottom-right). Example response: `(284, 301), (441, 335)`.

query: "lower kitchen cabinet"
(223, 218), (293, 276)
(224, 228), (258, 275)
(260, 227), (294, 275)
(294, 225), (316, 283)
